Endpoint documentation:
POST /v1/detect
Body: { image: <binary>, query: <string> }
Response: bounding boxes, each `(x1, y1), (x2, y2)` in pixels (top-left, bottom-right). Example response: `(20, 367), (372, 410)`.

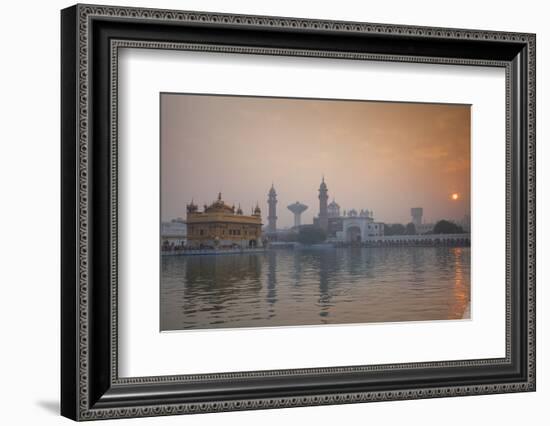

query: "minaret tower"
(318, 176), (329, 231)
(267, 184), (277, 233)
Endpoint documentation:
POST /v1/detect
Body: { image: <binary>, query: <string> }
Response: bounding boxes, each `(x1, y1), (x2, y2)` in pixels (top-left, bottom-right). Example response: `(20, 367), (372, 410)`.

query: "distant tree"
(279, 230), (298, 242)
(393, 224), (406, 235)
(433, 220), (465, 234)
(395, 224), (406, 235)
(405, 222), (417, 235)
(297, 225), (327, 245)
(384, 223), (407, 236)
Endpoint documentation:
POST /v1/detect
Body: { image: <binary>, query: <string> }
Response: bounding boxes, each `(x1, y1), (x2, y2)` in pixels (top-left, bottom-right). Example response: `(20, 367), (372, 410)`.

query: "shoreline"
(162, 233), (471, 256)
(161, 242), (471, 256)
(161, 247), (266, 256)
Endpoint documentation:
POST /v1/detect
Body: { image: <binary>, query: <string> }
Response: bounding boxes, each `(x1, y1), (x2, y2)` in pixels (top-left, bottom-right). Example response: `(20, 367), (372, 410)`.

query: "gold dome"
(253, 203), (261, 216)
(205, 193), (234, 214)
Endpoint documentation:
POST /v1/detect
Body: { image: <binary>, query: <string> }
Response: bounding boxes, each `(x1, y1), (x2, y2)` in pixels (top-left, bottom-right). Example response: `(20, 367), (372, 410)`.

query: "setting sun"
(451, 193), (459, 200)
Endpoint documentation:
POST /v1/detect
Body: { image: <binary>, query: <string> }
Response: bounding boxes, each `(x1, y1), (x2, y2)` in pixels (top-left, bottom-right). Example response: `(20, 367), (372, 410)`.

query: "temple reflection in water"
(160, 246), (470, 331)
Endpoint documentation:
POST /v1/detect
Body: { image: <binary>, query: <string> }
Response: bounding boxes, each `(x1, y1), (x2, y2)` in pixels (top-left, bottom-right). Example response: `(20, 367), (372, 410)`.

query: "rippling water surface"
(160, 247), (470, 331)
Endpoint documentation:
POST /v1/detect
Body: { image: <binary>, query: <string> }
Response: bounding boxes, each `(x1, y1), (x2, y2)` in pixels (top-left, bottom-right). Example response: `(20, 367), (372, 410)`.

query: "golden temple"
(185, 193), (263, 248)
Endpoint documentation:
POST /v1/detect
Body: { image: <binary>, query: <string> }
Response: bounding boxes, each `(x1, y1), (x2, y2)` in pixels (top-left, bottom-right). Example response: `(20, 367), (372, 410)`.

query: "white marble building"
(335, 209), (384, 243)
(161, 219), (187, 249)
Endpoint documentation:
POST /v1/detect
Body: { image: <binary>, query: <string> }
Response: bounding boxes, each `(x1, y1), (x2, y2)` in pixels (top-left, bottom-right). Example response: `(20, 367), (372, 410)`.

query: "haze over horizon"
(161, 94), (470, 228)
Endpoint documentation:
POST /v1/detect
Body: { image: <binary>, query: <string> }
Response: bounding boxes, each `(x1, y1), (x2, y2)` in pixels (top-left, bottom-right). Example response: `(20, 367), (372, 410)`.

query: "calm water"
(160, 247), (470, 331)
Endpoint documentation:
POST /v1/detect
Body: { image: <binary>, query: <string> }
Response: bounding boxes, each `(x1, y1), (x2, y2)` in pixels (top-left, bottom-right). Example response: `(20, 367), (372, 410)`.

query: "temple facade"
(185, 193), (263, 249)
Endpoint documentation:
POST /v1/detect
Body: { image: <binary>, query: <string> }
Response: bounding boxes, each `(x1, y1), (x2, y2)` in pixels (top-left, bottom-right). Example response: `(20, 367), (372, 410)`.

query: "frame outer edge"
(66, 4), (536, 421)
(61, 4), (80, 421)
(527, 34), (536, 390)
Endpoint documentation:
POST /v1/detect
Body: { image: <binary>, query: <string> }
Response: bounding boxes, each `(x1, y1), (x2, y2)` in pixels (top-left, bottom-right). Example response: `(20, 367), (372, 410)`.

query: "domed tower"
(186, 199), (198, 213)
(267, 184), (277, 233)
(318, 176), (329, 231)
(327, 199), (340, 218)
(253, 203), (261, 217)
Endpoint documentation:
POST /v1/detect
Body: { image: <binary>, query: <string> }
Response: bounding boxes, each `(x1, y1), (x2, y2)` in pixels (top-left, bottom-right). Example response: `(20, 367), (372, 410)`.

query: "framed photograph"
(61, 4), (536, 421)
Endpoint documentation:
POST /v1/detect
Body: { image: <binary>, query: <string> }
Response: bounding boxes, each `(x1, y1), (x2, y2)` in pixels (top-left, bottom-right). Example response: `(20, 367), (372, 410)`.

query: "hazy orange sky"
(161, 94), (470, 227)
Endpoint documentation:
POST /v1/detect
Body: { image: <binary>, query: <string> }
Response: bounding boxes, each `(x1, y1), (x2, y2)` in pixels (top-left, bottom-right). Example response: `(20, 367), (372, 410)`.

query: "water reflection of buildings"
(317, 249), (336, 320)
(183, 254), (262, 292)
(173, 254), (263, 329)
(161, 246), (471, 330)
(266, 251), (277, 314)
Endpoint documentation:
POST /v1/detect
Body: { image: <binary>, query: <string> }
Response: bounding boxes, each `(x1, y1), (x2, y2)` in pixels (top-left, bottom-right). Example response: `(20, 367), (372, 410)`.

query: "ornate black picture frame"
(61, 4), (536, 421)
